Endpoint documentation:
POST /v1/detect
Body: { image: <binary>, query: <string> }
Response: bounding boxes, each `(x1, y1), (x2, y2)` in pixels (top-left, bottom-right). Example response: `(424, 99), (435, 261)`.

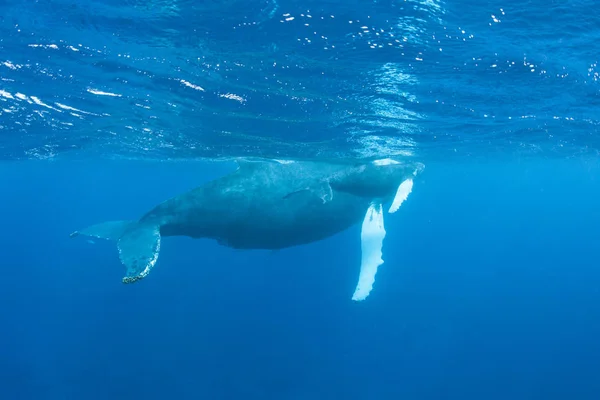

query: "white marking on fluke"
(352, 203), (386, 301)
(117, 225), (161, 284)
(389, 178), (413, 214)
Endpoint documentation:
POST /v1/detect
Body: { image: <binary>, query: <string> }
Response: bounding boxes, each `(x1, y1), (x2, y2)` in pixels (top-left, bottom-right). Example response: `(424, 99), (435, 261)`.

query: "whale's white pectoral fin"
(389, 178), (413, 214)
(352, 203), (386, 301)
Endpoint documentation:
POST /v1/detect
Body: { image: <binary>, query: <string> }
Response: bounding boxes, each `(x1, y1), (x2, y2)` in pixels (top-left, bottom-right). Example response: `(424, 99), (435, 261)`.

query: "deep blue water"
(2, 0), (600, 399)
(2, 158), (600, 399)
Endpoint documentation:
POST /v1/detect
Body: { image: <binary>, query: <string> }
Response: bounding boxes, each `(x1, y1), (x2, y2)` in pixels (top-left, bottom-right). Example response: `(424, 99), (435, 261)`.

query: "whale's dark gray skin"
(71, 158), (423, 300)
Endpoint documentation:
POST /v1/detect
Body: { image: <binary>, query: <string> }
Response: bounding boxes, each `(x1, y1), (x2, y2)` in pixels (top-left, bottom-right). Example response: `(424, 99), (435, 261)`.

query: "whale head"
(329, 158), (424, 202)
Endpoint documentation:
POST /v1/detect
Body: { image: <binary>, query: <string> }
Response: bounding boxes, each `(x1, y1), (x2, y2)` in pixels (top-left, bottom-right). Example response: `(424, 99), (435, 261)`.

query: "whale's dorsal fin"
(283, 181), (333, 204)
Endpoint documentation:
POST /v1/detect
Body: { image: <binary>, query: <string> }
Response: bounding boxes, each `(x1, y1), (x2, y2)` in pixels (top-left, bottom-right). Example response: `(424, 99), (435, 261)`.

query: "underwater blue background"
(2, 158), (600, 399)
(2, 0), (600, 398)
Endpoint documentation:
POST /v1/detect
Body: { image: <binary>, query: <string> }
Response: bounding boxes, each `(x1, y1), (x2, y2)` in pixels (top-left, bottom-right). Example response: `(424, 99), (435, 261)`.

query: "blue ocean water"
(1, 0), (600, 399)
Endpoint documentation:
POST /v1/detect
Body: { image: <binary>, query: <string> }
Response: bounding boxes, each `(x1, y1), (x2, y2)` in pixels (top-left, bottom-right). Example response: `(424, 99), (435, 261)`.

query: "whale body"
(71, 158), (423, 301)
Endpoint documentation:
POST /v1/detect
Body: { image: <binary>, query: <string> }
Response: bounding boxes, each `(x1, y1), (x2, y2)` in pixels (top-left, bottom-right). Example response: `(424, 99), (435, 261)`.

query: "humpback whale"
(71, 158), (423, 301)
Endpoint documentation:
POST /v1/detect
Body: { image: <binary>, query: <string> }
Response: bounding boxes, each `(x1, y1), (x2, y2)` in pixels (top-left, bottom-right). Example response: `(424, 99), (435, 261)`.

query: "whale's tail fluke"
(70, 220), (161, 284)
(69, 220), (134, 240)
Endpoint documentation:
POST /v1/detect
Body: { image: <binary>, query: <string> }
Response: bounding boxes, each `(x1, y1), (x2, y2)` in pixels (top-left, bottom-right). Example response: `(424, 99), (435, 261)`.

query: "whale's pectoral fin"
(117, 224), (161, 284)
(352, 203), (386, 301)
(389, 178), (413, 213)
(69, 220), (134, 240)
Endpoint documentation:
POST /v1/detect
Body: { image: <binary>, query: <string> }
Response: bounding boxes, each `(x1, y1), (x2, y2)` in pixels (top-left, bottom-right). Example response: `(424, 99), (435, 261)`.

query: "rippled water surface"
(1, 0), (599, 161)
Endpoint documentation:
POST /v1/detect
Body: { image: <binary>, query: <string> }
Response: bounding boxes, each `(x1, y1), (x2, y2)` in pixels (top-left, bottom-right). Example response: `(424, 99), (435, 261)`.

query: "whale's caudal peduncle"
(70, 158), (422, 301)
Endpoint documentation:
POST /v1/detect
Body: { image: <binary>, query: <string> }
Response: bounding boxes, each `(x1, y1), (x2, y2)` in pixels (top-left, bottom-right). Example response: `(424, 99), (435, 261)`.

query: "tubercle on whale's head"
(367, 158), (424, 193)
(371, 158), (424, 174)
(370, 158), (425, 179)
